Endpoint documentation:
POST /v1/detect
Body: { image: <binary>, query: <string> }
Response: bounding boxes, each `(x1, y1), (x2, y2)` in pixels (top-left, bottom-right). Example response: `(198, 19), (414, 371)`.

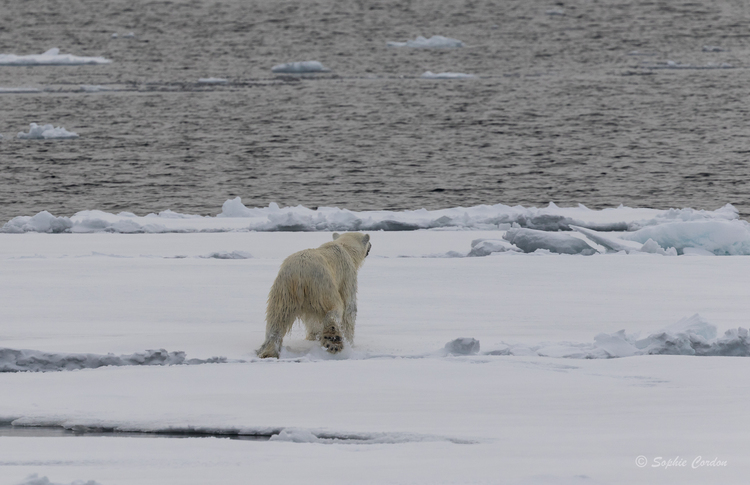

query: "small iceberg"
(545, 8), (565, 16)
(17, 123), (79, 140)
(271, 61), (329, 73)
(702, 45), (725, 52)
(0, 87), (41, 93)
(198, 77), (228, 84)
(0, 48), (111, 66)
(421, 71), (476, 79)
(80, 85), (111, 92)
(387, 35), (464, 48)
(646, 60), (733, 70)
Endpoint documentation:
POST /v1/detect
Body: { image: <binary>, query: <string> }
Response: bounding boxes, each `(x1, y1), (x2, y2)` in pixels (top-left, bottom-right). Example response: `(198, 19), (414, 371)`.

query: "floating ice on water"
(421, 71), (476, 79)
(387, 35), (464, 48)
(271, 61), (329, 73)
(0, 48), (111, 66)
(702, 45), (725, 52)
(545, 8), (565, 16)
(645, 60), (733, 69)
(80, 85), (111, 92)
(198, 77), (228, 84)
(503, 228), (597, 255)
(0, 87), (42, 93)
(17, 123), (79, 140)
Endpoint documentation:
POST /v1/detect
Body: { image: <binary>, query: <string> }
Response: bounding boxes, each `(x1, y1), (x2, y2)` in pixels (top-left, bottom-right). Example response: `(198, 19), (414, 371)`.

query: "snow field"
(1, 355), (748, 484)
(2, 231), (749, 484)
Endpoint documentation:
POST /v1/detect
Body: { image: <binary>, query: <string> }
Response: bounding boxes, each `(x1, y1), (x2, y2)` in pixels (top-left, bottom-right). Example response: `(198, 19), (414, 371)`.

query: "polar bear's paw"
(321, 328), (344, 354)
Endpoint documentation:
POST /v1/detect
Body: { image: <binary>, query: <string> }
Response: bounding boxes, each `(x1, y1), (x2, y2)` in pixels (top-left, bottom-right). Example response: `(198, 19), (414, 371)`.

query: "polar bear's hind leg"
(320, 307), (345, 354)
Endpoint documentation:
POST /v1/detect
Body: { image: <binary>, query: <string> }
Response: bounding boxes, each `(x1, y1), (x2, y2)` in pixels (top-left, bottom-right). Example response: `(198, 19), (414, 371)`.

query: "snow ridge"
(15, 474), (102, 485)
(485, 315), (750, 359)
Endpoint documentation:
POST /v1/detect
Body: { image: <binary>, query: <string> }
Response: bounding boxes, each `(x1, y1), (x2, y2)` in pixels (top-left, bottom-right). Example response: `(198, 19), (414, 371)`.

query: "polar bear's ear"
(363, 234), (370, 244)
(332, 233), (340, 240)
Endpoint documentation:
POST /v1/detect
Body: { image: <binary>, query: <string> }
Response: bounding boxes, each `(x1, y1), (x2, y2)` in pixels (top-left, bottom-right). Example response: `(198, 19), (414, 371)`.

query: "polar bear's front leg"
(257, 330), (283, 359)
(341, 300), (357, 343)
(320, 309), (344, 354)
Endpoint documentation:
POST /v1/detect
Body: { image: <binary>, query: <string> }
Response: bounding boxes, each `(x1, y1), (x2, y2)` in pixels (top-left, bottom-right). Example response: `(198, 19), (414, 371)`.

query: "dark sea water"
(1, 0), (749, 221)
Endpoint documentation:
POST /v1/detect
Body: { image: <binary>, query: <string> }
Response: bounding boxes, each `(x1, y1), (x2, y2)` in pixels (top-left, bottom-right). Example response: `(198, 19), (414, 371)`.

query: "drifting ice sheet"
(387, 35), (464, 48)
(421, 71), (476, 79)
(198, 77), (228, 84)
(17, 123), (79, 139)
(0, 48), (111, 66)
(271, 61), (329, 73)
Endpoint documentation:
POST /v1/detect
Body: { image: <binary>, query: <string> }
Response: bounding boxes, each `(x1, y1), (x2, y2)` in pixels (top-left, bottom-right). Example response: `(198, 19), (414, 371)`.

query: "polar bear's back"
(269, 246), (354, 315)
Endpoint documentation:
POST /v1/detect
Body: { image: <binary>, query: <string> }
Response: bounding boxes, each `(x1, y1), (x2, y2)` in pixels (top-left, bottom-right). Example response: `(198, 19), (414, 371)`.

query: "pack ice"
(3, 198), (749, 256)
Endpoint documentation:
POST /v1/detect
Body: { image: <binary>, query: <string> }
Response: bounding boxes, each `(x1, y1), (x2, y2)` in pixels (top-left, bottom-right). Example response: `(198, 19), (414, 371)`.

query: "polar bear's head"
(332, 232), (371, 265)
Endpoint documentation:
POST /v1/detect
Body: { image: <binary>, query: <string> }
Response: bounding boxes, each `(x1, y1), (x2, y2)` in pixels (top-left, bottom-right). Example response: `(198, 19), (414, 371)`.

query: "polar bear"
(257, 232), (371, 359)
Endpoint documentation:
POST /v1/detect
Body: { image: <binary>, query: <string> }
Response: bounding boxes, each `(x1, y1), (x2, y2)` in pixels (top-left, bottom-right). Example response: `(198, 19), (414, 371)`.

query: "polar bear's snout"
(257, 232), (371, 359)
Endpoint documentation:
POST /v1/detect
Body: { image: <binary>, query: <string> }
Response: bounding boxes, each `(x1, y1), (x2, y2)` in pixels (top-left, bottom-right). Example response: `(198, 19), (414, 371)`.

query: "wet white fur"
(257, 232), (371, 358)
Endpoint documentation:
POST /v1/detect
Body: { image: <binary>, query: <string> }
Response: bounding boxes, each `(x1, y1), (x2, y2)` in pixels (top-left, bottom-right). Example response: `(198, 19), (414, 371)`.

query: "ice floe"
(645, 60), (733, 69)
(17, 123), (79, 140)
(80, 85), (111, 92)
(702, 45), (725, 52)
(0, 348), (227, 372)
(421, 71), (476, 79)
(387, 35), (464, 48)
(0, 87), (42, 94)
(271, 61), (329, 73)
(0, 48), (111, 66)
(198, 77), (228, 84)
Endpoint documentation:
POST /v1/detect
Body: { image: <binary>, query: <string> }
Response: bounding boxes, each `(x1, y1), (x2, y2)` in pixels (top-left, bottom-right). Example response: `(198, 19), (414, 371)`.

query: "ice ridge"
(0, 348), (228, 373)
